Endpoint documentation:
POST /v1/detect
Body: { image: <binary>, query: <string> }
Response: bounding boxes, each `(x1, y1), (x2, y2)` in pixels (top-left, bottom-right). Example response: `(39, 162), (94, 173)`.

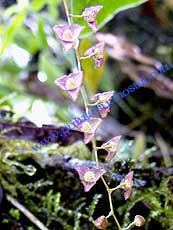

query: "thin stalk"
(108, 191), (121, 230)
(70, 14), (84, 18)
(92, 139), (99, 168)
(88, 102), (99, 106)
(63, 0), (89, 115)
(6, 194), (49, 230)
(80, 53), (95, 60)
(75, 48), (89, 115)
(123, 222), (135, 230)
(63, 0), (71, 24)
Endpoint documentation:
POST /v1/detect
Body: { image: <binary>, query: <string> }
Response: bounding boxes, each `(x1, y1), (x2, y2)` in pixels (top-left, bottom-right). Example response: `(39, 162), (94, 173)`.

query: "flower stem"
(123, 222), (135, 230)
(75, 48), (89, 115)
(70, 14), (83, 18)
(80, 53), (95, 60)
(63, 0), (71, 25)
(63, 0), (89, 115)
(108, 190), (121, 230)
(62, 1), (121, 229)
(92, 139), (99, 168)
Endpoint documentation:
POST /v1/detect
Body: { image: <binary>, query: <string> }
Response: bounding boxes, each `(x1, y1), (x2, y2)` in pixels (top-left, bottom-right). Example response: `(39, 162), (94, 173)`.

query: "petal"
(105, 151), (116, 161)
(125, 171), (134, 187)
(60, 40), (75, 52)
(91, 167), (106, 182)
(53, 24), (69, 39)
(93, 56), (104, 68)
(124, 187), (132, 200)
(67, 87), (80, 101)
(82, 181), (96, 192)
(84, 133), (94, 144)
(134, 215), (145, 227)
(68, 71), (83, 88)
(85, 46), (95, 56)
(95, 41), (105, 54)
(75, 166), (90, 181)
(70, 24), (85, 39)
(94, 216), (108, 229)
(54, 74), (68, 90)
(91, 92), (101, 102)
(99, 107), (110, 118)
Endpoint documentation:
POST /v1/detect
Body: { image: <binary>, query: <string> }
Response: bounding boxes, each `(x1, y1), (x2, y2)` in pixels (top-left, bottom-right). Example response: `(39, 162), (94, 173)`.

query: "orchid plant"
(53, 1), (145, 229)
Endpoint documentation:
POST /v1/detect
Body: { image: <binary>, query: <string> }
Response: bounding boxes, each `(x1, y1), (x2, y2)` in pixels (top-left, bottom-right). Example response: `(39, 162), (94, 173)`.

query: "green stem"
(63, 0), (71, 24)
(92, 139), (99, 168)
(123, 222), (135, 230)
(80, 53), (95, 60)
(108, 190), (121, 230)
(69, 14), (84, 18)
(88, 102), (99, 106)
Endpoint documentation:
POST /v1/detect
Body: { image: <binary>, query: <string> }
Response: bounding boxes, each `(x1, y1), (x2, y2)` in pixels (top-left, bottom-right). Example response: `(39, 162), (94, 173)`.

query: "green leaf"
(37, 17), (48, 49)
(31, 0), (48, 11)
(72, 0), (148, 37)
(0, 12), (26, 54)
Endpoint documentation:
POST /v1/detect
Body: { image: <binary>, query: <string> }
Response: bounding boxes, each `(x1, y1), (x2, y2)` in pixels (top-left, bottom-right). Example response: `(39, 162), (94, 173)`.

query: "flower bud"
(94, 215), (108, 229)
(134, 215), (145, 227)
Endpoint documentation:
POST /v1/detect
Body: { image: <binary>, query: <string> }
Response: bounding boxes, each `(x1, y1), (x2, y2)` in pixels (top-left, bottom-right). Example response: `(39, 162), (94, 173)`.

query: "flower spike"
(85, 42), (105, 68)
(100, 136), (121, 160)
(53, 24), (84, 52)
(82, 5), (103, 32)
(77, 118), (102, 144)
(54, 71), (83, 101)
(119, 171), (134, 200)
(75, 166), (106, 192)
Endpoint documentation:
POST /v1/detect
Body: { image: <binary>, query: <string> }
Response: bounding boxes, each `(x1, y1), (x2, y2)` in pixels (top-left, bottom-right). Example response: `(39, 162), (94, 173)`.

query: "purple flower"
(119, 171), (134, 200)
(85, 42), (105, 68)
(53, 24), (84, 52)
(94, 215), (108, 229)
(91, 91), (114, 117)
(100, 136), (121, 160)
(134, 215), (145, 227)
(82, 5), (103, 32)
(54, 71), (83, 101)
(75, 165), (106, 192)
(78, 118), (102, 144)
(91, 91), (114, 104)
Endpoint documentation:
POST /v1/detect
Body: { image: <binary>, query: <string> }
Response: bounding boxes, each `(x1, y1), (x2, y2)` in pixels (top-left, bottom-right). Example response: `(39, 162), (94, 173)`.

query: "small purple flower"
(134, 215), (145, 227)
(82, 5), (103, 32)
(94, 215), (108, 229)
(54, 71), (83, 101)
(91, 91), (114, 117)
(119, 171), (134, 200)
(78, 118), (102, 144)
(100, 136), (121, 160)
(75, 165), (106, 192)
(85, 42), (105, 68)
(53, 24), (84, 52)
(91, 91), (114, 104)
